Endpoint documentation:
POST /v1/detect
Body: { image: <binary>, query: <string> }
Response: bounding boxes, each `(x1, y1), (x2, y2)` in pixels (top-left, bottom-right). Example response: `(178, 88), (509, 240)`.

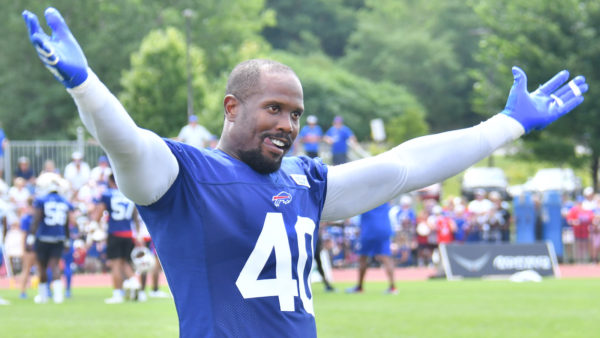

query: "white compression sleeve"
(67, 70), (179, 205)
(322, 114), (524, 221)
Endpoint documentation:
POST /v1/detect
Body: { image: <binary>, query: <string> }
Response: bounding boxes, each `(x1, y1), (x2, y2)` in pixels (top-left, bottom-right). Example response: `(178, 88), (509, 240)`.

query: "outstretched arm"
(322, 67), (588, 221)
(23, 8), (178, 205)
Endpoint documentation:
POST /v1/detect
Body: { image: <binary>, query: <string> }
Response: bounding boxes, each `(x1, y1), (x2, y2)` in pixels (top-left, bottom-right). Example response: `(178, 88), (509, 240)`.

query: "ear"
(223, 94), (240, 122)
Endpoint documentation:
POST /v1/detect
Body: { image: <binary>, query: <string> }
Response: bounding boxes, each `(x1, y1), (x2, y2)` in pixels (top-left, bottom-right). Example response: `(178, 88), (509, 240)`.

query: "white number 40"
(236, 213), (315, 315)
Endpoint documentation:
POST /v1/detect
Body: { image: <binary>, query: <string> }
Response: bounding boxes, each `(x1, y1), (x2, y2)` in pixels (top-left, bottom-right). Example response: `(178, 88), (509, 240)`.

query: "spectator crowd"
(319, 187), (600, 269)
(0, 152), (146, 295)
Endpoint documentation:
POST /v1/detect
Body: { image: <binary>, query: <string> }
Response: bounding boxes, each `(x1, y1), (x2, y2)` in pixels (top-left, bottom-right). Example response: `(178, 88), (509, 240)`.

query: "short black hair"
(225, 59), (296, 103)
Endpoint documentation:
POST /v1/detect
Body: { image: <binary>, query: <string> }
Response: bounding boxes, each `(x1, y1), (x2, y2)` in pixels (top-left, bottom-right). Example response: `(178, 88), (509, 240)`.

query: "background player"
(298, 115), (322, 158)
(22, 7), (588, 337)
(27, 173), (74, 304)
(92, 174), (141, 304)
(346, 202), (397, 294)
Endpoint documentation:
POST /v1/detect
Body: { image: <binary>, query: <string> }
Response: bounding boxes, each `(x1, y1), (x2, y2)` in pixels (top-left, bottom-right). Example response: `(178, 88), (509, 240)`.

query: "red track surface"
(1, 264), (599, 289)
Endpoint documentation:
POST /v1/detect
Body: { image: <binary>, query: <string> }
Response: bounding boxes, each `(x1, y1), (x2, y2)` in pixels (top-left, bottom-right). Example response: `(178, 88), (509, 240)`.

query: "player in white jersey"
(22, 7), (588, 337)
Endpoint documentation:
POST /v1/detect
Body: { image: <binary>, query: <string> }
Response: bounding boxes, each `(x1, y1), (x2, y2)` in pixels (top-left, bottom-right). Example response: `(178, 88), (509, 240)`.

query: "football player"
(23, 7), (588, 337)
(27, 173), (74, 304)
(346, 203), (398, 295)
(92, 174), (141, 304)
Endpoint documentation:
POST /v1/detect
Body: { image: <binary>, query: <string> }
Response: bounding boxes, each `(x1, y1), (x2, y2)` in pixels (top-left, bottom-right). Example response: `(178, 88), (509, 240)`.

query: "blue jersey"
(138, 140), (328, 338)
(325, 125), (353, 154)
(359, 203), (393, 240)
(99, 188), (136, 235)
(299, 125), (323, 153)
(33, 193), (73, 242)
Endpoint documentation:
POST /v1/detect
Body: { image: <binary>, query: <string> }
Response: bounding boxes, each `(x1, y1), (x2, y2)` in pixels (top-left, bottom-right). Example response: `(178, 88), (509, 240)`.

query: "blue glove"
(501, 66), (588, 133)
(22, 7), (88, 88)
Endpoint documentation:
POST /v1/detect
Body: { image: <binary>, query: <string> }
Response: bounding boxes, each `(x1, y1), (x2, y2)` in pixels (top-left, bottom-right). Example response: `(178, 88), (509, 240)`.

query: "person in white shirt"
(63, 151), (91, 192)
(90, 155), (112, 185)
(467, 189), (494, 241)
(8, 177), (31, 210)
(176, 114), (213, 149)
(468, 189), (493, 215)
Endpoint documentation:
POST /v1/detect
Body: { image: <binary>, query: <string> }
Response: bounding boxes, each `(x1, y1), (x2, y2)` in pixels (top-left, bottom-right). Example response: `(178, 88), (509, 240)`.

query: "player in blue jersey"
(23, 7), (588, 337)
(324, 116), (360, 165)
(346, 203), (397, 294)
(298, 115), (323, 158)
(92, 174), (141, 304)
(26, 173), (75, 304)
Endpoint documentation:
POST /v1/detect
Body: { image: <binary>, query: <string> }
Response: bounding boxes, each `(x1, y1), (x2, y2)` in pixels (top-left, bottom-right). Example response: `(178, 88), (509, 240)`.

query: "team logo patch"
(290, 174), (310, 188)
(272, 191), (292, 207)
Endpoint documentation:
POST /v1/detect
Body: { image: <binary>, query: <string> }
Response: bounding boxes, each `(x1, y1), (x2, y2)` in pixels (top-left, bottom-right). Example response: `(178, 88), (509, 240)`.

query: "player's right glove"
(22, 7), (88, 88)
(501, 66), (589, 133)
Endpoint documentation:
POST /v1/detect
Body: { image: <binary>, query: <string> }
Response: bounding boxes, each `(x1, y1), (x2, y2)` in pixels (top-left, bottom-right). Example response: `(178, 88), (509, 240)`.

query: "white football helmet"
(36, 172), (70, 196)
(131, 246), (156, 274)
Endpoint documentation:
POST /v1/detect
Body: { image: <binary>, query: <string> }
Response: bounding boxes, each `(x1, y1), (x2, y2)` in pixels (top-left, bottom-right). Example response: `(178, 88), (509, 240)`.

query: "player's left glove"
(501, 66), (589, 133)
(22, 7), (88, 88)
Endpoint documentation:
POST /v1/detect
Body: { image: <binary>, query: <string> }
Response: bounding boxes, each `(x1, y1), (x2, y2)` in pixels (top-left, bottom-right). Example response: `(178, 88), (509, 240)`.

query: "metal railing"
(3, 129), (105, 184)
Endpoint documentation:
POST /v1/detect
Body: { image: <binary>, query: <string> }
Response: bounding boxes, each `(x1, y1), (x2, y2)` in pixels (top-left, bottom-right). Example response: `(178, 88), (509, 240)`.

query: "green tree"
(272, 52), (426, 142)
(342, 0), (483, 132)
(1, 0), (174, 139)
(119, 27), (210, 137)
(0, 0), (273, 140)
(262, 0), (360, 57)
(385, 109), (430, 145)
(471, 0), (600, 188)
(158, 0), (275, 78)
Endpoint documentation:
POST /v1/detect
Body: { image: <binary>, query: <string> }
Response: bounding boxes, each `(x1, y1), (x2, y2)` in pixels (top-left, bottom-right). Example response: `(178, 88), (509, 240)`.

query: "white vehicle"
(523, 168), (582, 197)
(461, 167), (509, 200)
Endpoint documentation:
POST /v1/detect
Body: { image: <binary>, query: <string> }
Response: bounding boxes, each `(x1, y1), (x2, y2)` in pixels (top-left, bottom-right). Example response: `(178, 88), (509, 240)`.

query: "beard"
(236, 132), (294, 174)
(238, 147), (284, 174)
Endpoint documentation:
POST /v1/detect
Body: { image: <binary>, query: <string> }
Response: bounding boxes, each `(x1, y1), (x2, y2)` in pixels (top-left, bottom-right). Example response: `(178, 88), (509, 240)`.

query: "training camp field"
(0, 272), (598, 338)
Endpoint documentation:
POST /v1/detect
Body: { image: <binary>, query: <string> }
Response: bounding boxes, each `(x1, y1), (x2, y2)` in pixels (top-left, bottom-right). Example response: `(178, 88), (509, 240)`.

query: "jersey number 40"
(236, 212), (315, 315)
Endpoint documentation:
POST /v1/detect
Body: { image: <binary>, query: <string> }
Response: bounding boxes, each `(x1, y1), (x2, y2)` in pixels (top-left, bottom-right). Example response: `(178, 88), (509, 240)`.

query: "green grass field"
(1, 279), (598, 337)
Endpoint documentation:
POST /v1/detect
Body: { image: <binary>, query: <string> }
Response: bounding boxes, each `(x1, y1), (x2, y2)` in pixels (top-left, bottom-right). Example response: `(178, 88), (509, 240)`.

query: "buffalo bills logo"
(272, 191), (292, 207)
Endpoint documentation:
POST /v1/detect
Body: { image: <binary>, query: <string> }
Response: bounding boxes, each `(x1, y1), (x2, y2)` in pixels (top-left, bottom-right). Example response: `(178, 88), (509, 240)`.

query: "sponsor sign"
(370, 118), (386, 142)
(439, 242), (560, 280)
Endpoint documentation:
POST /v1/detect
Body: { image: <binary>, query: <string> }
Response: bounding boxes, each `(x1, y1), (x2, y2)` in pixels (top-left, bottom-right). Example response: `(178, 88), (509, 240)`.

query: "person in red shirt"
(432, 206), (456, 245)
(566, 201), (593, 263)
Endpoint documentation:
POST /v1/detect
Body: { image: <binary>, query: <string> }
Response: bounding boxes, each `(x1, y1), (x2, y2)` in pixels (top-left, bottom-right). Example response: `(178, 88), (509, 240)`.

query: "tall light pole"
(183, 9), (195, 118)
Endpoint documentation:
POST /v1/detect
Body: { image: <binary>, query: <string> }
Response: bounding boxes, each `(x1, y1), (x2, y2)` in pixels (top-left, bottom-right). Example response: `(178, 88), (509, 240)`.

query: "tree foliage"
(471, 0), (600, 186)
(272, 52), (426, 141)
(119, 27), (209, 137)
(262, 0), (360, 57)
(3, 0), (600, 185)
(342, 0), (483, 132)
(0, 0), (272, 140)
